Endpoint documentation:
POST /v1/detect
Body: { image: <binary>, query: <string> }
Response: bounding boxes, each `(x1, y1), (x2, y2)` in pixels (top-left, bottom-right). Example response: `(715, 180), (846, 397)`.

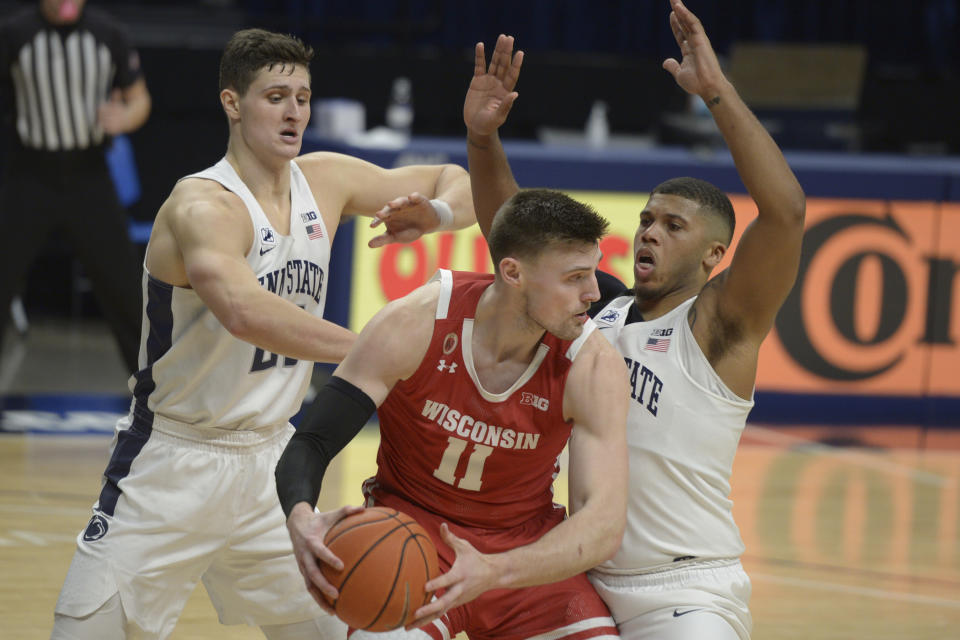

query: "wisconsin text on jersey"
(421, 400), (542, 450)
(256, 259), (325, 303)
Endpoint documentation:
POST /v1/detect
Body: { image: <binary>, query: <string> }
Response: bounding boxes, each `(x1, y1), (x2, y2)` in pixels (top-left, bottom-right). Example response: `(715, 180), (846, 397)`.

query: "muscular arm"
(700, 83), (805, 339)
(277, 284), (437, 513)
(297, 152), (476, 234)
(467, 131), (519, 239)
(495, 332), (629, 584)
(148, 181), (356, 364)
(275, 284), (439, 607)
(665, 0), (805, 342)
(463, 36), (524, 238)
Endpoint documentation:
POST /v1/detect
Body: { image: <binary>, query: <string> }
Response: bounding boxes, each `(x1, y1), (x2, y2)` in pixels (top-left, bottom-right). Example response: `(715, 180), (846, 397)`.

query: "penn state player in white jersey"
(464, 3), (806, 638)
(52, 28), (474, 640)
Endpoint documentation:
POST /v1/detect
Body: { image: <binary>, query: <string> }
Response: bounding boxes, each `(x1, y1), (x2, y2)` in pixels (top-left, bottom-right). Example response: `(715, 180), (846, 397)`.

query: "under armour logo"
(437, 360), (458, 373)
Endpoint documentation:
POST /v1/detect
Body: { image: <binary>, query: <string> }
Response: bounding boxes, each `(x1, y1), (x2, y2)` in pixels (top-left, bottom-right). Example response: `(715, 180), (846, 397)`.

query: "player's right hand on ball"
(406, 522), (496, 630)
(286, 502), (365, 613)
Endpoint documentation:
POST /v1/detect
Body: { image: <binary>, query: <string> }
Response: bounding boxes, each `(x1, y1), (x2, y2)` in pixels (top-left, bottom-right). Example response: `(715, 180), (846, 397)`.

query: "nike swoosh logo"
(259, 246), (276, 255)
(673, 609), (702, 617)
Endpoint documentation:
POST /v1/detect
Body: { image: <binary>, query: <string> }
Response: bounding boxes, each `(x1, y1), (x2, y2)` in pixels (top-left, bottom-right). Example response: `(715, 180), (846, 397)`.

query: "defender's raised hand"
(464, 34), (524, 137)
(662, 0), (728, 102)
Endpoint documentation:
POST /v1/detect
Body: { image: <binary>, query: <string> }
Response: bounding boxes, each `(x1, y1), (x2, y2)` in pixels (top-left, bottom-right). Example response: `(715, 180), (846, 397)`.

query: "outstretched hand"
(404, 523), (496, 630)
(463, 34), (524, 136)
(286, 503), (365, 613)
(368, 192), (446, 247)
(661, 0), (727, 100)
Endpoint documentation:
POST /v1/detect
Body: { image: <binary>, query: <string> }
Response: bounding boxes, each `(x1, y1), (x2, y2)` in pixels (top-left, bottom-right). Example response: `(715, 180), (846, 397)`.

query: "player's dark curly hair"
(219, 28), (313, 96)
(488, 189), (609, 268)
(650, 176), (735, 244)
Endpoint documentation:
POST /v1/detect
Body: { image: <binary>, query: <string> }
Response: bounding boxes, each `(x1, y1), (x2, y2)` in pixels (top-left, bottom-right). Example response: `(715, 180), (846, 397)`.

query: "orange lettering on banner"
(354, 193), (960, 399)
(379, 241), (428, 300)
(436, 233), (455, 270)
(599, 234), (631, 282)
(758, 199), (959, 396)
(473, 235), (490, 273)
(927, 203), (960, 395)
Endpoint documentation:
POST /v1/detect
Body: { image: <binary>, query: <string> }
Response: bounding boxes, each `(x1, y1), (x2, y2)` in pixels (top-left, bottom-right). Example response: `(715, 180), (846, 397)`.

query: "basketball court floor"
(2, 318), (958, 639)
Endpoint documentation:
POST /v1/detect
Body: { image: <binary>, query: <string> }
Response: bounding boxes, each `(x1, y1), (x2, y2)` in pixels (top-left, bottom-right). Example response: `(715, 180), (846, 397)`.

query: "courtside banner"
(351, 193), (960, 403)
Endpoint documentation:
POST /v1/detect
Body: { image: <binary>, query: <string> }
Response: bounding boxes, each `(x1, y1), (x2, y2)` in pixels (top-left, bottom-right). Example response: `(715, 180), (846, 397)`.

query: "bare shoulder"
(340, 279), (442, 386)
(160, 177), (247, 230)
(147, 178), (254, 284)
(576, 328), (628, 376)
(564, 329), (628, 417)
(563, 328), (629, 427)
(366, 278), (442, 337)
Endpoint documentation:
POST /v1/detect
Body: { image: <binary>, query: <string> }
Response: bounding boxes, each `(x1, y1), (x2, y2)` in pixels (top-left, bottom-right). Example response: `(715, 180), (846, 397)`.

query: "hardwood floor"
(1, 430), (957, 639)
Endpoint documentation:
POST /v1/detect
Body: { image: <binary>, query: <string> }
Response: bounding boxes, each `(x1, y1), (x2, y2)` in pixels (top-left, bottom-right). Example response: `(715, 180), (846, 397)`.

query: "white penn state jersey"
(592, 295), (754, 574)
(129, 158), (331, 430)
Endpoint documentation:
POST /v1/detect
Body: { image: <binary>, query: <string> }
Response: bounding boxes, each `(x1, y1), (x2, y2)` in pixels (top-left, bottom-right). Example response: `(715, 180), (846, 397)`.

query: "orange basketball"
(321, 507), (440, 632)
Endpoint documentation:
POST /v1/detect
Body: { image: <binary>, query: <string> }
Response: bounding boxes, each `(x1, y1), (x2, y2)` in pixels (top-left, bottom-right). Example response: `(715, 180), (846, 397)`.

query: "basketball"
(321, 507), (440, 631)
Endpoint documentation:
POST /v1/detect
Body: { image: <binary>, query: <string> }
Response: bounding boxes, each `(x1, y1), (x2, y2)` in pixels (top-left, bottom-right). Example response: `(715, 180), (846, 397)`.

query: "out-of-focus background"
(1, 0), (959, 638)
(3, 0), (958, 439)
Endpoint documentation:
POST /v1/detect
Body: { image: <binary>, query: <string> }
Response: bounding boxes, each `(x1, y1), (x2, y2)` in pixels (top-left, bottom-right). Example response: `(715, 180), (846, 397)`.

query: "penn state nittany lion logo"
(82, 514), (109, 542)
(597, 309), (620, 324)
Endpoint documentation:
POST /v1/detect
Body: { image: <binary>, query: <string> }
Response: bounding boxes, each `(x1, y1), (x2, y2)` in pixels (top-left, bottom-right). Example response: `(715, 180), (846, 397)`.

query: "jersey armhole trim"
(429, 269), (453, 320)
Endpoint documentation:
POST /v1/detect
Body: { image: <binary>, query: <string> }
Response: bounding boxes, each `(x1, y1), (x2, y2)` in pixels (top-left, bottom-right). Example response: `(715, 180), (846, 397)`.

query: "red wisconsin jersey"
(368, 270), (598, 530)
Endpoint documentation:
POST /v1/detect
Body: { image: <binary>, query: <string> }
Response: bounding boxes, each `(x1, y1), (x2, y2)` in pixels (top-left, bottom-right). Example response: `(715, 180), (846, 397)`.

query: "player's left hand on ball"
(368, 192), (442, 247)
(286, 503), (364, 612)
(406, 522), (494, 630)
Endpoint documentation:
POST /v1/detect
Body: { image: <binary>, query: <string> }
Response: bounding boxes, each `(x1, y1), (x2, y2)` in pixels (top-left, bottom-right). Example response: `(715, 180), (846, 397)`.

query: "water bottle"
(585, 100), (609, 149)
(386, 77), (414, 136)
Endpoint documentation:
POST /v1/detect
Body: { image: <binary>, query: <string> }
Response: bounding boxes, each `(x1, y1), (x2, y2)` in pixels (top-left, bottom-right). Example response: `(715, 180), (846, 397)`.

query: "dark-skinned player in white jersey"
(463, 2), (806, 638)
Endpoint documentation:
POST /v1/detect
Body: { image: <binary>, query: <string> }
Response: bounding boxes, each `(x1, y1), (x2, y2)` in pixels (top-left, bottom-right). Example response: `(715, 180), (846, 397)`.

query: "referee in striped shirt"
(0, 0), (150, 374)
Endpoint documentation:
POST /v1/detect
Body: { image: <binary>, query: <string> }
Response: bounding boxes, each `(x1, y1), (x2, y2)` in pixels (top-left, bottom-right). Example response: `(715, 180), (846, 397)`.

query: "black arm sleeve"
(275, 376), (377, 518)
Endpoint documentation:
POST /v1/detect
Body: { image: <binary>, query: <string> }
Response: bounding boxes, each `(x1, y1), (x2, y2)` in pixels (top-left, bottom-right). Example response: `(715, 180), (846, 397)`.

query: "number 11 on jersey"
(433, 436), (493, 491)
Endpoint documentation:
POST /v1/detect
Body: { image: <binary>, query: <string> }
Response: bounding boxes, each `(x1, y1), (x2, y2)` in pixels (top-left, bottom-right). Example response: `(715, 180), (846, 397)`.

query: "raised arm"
(409, 331), (629, 627)
(463, 35), (524, 238)
(297, 152), (475, 247)
(664, 0), (805, 341)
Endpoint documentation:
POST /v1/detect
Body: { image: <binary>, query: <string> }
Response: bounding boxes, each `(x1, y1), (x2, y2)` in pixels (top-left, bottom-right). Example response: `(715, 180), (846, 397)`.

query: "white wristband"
(430, 198), (455, 231)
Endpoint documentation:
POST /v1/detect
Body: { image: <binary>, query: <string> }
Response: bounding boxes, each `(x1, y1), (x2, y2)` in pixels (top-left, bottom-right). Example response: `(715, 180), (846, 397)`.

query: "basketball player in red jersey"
(276, 190), (630, 639)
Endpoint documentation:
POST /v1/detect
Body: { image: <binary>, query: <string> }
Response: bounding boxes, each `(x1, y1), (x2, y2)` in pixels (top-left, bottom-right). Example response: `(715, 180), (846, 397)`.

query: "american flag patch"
(305, 223), (324, 240)
(645, 336), (670, 352)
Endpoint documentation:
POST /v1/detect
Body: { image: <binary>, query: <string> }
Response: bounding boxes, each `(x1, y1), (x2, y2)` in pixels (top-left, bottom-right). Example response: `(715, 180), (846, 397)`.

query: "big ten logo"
(520, 391), (549, 411)
(735, 448), (960, 577)
(759, 200), (960, 394)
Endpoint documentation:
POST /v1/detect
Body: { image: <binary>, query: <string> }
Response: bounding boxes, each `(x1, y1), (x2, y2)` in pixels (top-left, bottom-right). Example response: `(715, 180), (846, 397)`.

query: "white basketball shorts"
(54, 414), (330, 638)
(589, 559), (751, 640)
